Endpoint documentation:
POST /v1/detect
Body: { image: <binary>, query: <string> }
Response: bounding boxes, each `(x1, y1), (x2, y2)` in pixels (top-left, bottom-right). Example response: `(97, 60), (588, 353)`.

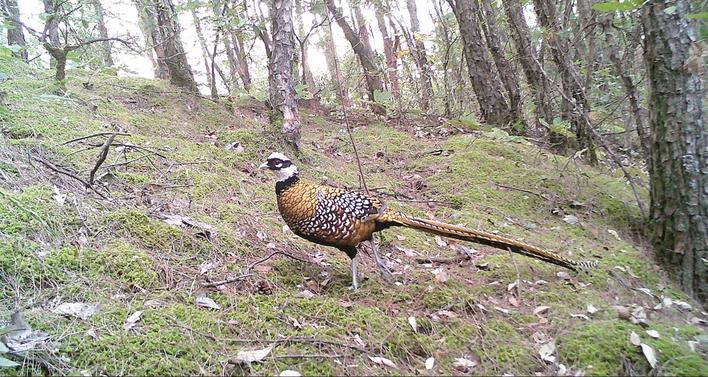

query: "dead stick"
(495, 182), (549, 200)
(31, 155), (110, 200)
(414, 255), (470, 264)
(89, 134), (116, 185)
(62, 132), (130, 145)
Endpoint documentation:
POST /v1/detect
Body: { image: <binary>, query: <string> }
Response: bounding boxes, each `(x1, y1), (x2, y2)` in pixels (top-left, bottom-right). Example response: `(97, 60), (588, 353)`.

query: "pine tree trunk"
(153, 0), (199, 92)
(374, 5), (401, 111)
(321, 15), (350, 109)
(325, 0), (384, 114)
(501, 0), (553, 127)
(642, 0), (706, 303)
(269, 0), (301, 149)
(92, 0), (114, 67)
(191, 9), (218, 99)
(294, 0), (314, 86)
(406, 0), (434, 112)
(533, 0), (597, 164)
(42, 0), (62, 69)
(479, 0), (525, 134)
(1, 0), (28, 62)
(133, 0), (169, 79)
(448, 0), (509, 126)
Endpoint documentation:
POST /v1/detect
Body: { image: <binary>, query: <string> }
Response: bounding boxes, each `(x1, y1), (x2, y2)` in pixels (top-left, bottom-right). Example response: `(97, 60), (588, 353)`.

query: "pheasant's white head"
(259, 152), (299, 182)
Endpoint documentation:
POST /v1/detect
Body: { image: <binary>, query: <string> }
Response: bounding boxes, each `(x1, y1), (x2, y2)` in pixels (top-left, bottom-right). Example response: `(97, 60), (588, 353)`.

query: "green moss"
(90, 242), (158, 288)
(104, 209), (183, 250)
(0, 186), (56, 235)
(559, 320), (641, 375)
(477, 319), (538, 373)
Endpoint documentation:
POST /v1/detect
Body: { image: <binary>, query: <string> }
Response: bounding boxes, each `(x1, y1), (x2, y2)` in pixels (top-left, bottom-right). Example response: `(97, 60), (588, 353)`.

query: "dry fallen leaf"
(630, 331), (641, 346)
(431, 267), (449, 283)
(368, 356), (397, 369)
(408, 316), (417, 332)
(195, 296), (221, 310)
(425, 357), (435, 370)
(534, 306), (550, 316)
(279, 370), (301, 377)
(539, 341), (556, 363)
(646, 330), (660, 339)
(124, 311), (143, 332)
(235, 346), (273, 363)
(562, 215), (579, 225)
(434, 235), (447, 247)
(53, 303), (101, 320)
(586, 304), (599, 314)
(640, 343), (657, 368)
(453, 358), (477, 369)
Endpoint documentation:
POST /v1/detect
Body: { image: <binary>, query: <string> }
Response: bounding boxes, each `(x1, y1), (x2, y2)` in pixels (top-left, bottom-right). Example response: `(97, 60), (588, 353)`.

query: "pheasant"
(260, 152), (597, 289)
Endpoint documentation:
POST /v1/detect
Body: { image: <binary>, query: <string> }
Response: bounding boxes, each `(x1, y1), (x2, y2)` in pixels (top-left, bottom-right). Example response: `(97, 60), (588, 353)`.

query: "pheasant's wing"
(317, 185), (384, 219)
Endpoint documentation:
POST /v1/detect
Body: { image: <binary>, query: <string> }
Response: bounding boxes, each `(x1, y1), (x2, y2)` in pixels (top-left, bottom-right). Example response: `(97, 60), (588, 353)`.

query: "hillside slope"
(1, 58), (706, 376)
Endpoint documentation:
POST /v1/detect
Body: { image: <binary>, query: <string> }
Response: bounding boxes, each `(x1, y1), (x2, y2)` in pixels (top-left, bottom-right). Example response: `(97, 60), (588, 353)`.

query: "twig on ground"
(71, 195), (90, 236)
(507, 247), (522, 298)
(225, 337), (368, 354)
(30, 155), (110, 200)
(201, 250), (312, 287)
(495, 182), (549, 201)
(414, 255), (470, 264)
(62, 132), (130, 145)
(89, 134), (116, 185)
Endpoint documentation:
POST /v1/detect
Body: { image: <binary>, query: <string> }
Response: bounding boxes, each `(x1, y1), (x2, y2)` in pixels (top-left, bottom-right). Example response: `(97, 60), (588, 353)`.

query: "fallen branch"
(414, 255), (470, 264)
(30, 155), (109, 200)
(495, 182), (549, 201)
(62, 132), (130, 145)
(88, 134), (116, 185)
(201, 250), (312, 287)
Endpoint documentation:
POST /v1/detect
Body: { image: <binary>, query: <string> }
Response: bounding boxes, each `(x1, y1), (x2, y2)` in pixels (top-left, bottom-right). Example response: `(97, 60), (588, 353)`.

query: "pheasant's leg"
(370, 239), (393, 282)
(348, 256), (359, 290)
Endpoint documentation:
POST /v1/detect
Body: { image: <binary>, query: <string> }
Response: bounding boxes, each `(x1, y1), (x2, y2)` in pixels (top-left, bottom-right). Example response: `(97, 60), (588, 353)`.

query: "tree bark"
(374, 4), (401, 111)
(133, 0), (169, 79)
(1, 0), (28, 62)
(325, 0), (384, 114)
(601, 13), (649, 159)
(501, 0), (553, 127)
(533, 0), (597, 164)
(406, 0), (434, 112)
(294, 0), (314, 87)
(269, 0), (301, 149)
(642, 0), (706, 303)
(42, 0), (62, 69)
(92, 0), (114, 67)
(448, 0), (509, 126)
(479, 0), (525, 133)
(191, 9), (218, 99)
(320, 13), (350, 108)
(228, 0), (252, 91)
(153, 0), (199, 92)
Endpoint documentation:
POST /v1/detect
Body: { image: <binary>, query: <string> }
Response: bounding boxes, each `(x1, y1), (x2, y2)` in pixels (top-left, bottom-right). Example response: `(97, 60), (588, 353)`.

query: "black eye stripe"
(267, 158), (291, 169)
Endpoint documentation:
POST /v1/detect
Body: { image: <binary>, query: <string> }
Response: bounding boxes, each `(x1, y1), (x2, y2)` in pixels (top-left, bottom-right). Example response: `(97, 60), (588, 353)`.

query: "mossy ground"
(0, 57), (705, 376)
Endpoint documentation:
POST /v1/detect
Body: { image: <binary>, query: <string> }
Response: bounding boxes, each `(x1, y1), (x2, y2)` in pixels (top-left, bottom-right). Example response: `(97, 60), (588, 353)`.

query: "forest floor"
(0, 57), (706, 376)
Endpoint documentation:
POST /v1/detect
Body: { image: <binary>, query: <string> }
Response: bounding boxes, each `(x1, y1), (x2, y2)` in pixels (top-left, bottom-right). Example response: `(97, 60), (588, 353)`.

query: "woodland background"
(0, 0), (706, 375)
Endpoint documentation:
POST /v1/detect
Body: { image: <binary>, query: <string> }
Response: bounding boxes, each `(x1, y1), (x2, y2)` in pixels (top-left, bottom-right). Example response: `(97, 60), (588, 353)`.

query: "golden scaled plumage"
(262, 152), (597, 290)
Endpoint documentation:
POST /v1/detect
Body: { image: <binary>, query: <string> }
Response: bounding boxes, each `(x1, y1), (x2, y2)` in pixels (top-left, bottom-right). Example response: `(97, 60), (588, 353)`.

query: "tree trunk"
(321, 14), (350, 108)
(601, 13), (649, 159)
(501, 0), (553, 128)
(406, 0), (434, 112)
(479, 0), (525, 134)
(294, 0), (314, 87)
(269, 0), (301, 149)
(228, 0), (252, 91)
(191, 9), (218, 99)
(1, 0), (28, 62)
(325, 0), (384, 114)
(153, 0), (199, 92)
(642, 0), (706, 303)
(92, 0), (114, 67)
(448, 0), (509, 126)
(533, 0), (597, 164)
(42, 0), (62, 69)
(133, 0), (169, 79)
(374, 4), (401, 111)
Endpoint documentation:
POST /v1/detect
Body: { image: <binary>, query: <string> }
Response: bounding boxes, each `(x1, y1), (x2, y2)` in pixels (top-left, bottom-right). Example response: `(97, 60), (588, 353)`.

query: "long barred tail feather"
(379, 210), (597, 271)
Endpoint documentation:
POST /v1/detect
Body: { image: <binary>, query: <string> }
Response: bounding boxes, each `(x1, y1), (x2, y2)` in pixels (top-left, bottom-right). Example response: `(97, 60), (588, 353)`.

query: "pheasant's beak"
(259, 161), (269, 170)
